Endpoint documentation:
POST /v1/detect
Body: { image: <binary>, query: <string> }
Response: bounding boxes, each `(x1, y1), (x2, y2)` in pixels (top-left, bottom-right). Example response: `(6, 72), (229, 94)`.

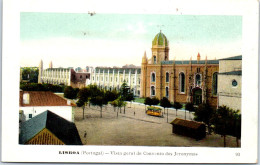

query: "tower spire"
(197, 52), (201, 63)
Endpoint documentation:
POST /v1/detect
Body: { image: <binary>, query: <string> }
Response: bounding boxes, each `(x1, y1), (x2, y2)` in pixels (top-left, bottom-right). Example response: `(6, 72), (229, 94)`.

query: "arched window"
(153, 56), (156, 64)
(151, 73), (156, 82)
(212, 72), (218, 95)
(195, 74), (201, 87)
(166, 72), (169, 82)
(151, 86), (155, 96)
(179, 72), (185, 93)
(166, 87), (169, 97)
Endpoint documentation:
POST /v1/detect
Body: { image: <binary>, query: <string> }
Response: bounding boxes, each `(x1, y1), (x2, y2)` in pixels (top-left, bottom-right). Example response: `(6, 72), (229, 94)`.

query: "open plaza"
(74, 102), (239, 147)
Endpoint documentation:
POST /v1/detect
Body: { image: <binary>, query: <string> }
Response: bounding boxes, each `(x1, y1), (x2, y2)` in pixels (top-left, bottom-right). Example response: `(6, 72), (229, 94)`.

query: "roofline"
(219, 55), (242, 60)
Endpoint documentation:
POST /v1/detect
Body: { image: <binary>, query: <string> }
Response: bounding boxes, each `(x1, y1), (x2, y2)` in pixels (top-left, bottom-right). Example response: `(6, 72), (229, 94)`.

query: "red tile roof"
(20, 91), (76, 107)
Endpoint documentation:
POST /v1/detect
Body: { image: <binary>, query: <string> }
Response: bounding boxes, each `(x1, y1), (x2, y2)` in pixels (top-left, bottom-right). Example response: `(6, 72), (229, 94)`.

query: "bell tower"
(38, 60), (43, 83)
(140, 51), (148, 97)
(151, 30), (169, 64)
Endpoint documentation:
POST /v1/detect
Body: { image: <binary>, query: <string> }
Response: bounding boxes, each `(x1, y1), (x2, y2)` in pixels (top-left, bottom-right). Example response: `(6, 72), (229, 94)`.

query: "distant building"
(218, 55), (242, 111)
(19, 91), (76, 122)
(89, 65), (141, 96)
(38, 60), (90, 88)
(19, 110), (82, 145)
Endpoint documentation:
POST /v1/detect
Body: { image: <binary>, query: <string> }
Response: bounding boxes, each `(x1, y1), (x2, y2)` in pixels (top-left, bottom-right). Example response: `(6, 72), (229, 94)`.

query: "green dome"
(152, 31), (168, 46)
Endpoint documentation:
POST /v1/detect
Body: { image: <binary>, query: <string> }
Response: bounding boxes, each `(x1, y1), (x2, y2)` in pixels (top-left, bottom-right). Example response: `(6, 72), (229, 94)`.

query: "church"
(140, 31), (219, 107)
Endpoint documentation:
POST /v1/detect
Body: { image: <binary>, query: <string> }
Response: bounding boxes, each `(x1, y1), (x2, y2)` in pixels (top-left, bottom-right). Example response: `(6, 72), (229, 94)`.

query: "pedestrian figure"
(84, 131), (87, 138)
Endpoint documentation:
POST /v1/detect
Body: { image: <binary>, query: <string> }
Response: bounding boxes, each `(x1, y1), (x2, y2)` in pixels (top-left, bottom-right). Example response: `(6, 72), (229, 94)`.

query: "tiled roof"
(19, 110), (82, 145)
(219, 70), (242, 75)
(170, 118), (205, 129)
(219, 55), (242, 60)
(161, 60), (219, 65)
(20, 91), (76, 107)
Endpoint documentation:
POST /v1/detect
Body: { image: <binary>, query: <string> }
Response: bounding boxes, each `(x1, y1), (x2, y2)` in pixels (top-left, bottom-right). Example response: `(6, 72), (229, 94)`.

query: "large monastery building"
(89, 65), (141, 96)
(38, 61), (90, 88)
(141, 31), (219, 107)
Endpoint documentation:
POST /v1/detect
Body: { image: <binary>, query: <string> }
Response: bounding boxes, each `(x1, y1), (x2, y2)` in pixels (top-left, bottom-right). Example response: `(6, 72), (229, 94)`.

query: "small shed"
(170, 118), (206, 140)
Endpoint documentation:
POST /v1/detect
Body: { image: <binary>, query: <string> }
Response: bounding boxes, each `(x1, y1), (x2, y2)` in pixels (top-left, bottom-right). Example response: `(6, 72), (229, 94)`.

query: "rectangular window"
(29, 114), (32, 118)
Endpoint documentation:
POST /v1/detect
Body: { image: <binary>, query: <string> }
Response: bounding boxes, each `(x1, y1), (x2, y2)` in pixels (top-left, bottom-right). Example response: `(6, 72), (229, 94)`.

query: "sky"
(20, 13), (242, 69)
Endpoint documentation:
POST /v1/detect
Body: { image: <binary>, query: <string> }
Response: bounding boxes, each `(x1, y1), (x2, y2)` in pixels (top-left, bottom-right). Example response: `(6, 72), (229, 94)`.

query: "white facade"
(20, 106), (74, 122)
(218, 56), (242, 111)
(218, 74), (241, 110)
(41, 68), (71, 86)
(90, 67), (141, 96)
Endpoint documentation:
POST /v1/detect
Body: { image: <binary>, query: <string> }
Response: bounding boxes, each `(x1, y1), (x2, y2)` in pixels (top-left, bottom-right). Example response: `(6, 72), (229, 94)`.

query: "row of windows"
(93, 76), (141, 84)
(43, 72), (69, 78)
(150, 72), (218, 96)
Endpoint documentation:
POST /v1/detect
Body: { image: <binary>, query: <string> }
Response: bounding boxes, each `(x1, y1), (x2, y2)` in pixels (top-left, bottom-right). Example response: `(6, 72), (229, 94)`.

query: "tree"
(160, 97), (171, 122)
(64, 86), (78, 99)
(232, 111), (241, 147)
(20, 83), (65, 92)
(151, 97), (159, 106)
(113, 97), (124, 117)
(105, 90), (119, 102)
(144, 97), (153, 106)
(110, 100), (117, 112)
(89, 90), (108, 118)
(144, 97), (152, 112)
(172, 102), (182, 116)
(119, 81), (134, 114)
(21, 67), (39, 83)
(211, 106), (241, 147)
(194, 103), (214, 134)
(76, 87), (90, 119)
(185, 102), (195, 120)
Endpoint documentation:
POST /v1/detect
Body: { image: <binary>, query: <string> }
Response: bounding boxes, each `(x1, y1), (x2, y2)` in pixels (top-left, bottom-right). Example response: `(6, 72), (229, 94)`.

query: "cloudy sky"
(20, 13), (242, 69)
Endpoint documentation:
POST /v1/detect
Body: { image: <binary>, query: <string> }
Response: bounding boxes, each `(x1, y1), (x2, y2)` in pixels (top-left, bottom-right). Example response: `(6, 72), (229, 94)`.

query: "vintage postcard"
(1, 0), (259, 163)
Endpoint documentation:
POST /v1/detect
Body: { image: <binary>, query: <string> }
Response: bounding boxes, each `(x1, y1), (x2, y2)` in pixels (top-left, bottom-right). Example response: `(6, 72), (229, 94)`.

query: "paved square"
(74, 103), (239, 147)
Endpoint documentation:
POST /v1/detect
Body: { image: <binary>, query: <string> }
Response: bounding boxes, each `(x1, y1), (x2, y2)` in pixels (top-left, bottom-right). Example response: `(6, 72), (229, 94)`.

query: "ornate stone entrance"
(192, 88), (202, 105)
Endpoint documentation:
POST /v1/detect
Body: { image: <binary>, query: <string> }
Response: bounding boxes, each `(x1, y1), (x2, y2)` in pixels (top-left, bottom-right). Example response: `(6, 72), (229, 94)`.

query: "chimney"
(197, 53), (201, 63)
(67, 100), (71, 105)
(23, 93), (30, 104)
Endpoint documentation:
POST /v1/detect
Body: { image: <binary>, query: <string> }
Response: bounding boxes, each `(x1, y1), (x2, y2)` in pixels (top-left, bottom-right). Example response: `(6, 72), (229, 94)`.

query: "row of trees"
(20, 83), (65, 92)
(194, 104), (241, 147)
(69, 81), (134, 119)
(143, 97), (241, 147)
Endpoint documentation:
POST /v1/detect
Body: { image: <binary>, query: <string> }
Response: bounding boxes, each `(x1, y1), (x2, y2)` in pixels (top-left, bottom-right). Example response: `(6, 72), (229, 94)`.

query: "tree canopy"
(172, 102), (183, 116)
(64, 86), (79, 99)
(160, 97), (171, 108)
(211, 106), (241, 147)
